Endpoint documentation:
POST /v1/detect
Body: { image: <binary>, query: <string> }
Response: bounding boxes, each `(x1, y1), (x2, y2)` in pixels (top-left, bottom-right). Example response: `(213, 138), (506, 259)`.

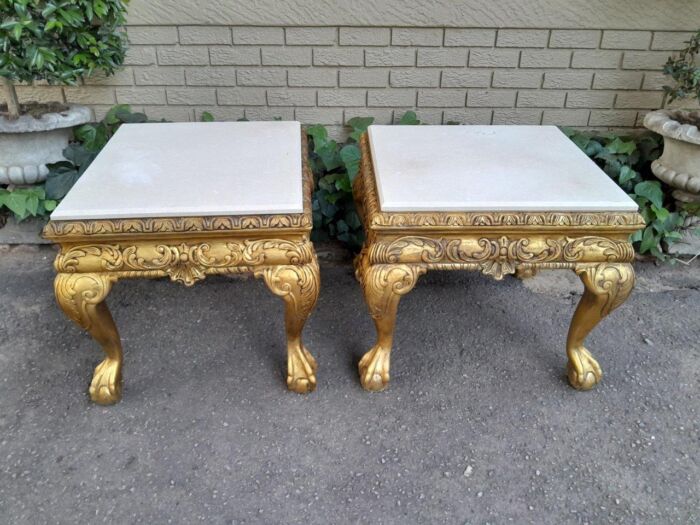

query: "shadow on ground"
(0, 246), (698, 524)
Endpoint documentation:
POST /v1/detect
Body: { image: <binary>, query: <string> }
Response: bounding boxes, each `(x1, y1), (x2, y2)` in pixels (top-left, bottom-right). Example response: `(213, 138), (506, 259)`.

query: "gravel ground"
(0, 245), (698, 524)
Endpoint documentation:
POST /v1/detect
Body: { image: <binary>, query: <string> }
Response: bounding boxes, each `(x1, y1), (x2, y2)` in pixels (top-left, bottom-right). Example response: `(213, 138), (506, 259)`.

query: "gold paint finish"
(354, 133), (642, 392)
(46, 133), (320, 404)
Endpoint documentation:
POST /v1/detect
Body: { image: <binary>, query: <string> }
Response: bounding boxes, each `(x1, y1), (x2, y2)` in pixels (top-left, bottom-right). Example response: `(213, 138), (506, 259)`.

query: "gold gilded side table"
(353, 125), (644, 392)
(44, 121), (320, 404)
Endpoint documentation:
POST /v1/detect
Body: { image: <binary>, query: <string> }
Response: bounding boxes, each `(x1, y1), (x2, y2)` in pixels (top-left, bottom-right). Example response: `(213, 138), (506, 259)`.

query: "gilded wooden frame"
(44, 133), (320, 404)
(353, 133), (644, 392)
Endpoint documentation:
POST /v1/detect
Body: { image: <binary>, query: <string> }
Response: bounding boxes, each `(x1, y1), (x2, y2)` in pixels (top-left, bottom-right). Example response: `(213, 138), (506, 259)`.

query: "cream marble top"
(51, 121), (304, 220)
(368, 125), (638, 212)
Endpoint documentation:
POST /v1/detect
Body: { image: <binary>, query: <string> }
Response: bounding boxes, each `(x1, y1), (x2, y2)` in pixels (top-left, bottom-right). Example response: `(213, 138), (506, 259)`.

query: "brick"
(615, 91), (665, 109)
(141, 105), (193, 121)
(589, 110), (638, 127)
(549, 30), (600, 49)
(593, 71), (644, 90)
(651, 32), (695, 51)
(441, 70), (491, 88)
(267, 88), (316, 106)
(497, 29), (548, 48)
(443, 109), (492, 124)
(124, 46), (156, 66)
(406, 109), (443, 124)
(469, 49), (519, 68)
(520, 50), (571, 68)
(365, 49), (415, 67)
(127, 26), (178, 45)
(232, 27), (284, 45)
(209, 47), (260, 65)
(344, 109), (394, 125)
(493, 109), (543, 125)
(317, 89), (366, 106)
(339, 27), (390, 46)
(116, 87), (166, 105)
(543, 71), (593, 89)
(64, 87), (116, 104)
(642, 72), (666, 91)
(217, 88), (267, 105)
(245, 107), (294, 121)
(417, 89), (466, 107)
(340, 69), (388, 87)
(566, 91), (615, 108)
(622, 51), (669, 70)
(134, 67), (184, 85)
(286, 27), (337, 45)
(186, 67), (236, 86)
(314, 48), (364, 66)
(289, 69), (338, 87)
(492, 70), (543, 88)
(367, 89), (416, 107)
(444, 29), (496, 47)
(601, 31), (652, 50)
(157, 46), (209, 65)
(417, 49), (466, 67)
(467, 90), (516, 107)
(14, 86), (64, 104)
(236, 69), (287, 86)
(179, 26), (231, 45)
(390, 70), (439, 87)
(571, 50), (621, 69)
(392, 28), (443, 46)
(83, 68), (135, 86)
(517, 90), (566, 108)
(166, 87), (216, 105)
(295, 107), (343, 125)
(194, 107), (245, 121)
(262, 47), (312, 66)
(542, 109), (590, 126)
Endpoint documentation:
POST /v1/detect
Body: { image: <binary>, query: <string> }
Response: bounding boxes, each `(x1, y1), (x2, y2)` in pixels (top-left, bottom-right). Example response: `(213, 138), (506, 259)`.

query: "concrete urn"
(0, 105), (91, 185)
(643, 109), (700, 206)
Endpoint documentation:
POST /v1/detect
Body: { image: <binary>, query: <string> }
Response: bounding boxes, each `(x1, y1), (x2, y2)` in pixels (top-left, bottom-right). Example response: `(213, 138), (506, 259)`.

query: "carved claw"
(566, 346), (602, 391)
(89, 358), (122, 405)
(359, 345), (390, 392)
(287, 345), (317, 394)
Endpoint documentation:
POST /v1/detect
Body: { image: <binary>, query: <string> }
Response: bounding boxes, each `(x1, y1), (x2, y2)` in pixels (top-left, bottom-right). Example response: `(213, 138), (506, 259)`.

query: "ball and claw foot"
(89, 358), (122, 405)
(287, 345), (317, 394)
(359, 346), (390, 392)
(566, 346), (602, 391)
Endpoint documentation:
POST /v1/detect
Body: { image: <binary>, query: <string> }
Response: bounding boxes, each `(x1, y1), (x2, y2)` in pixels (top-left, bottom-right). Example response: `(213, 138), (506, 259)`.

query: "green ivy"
(662, 29), (700, 105)
(564, 128), (687, 259)
(0, 185), (56, 220)
(0, 0), (130, 84)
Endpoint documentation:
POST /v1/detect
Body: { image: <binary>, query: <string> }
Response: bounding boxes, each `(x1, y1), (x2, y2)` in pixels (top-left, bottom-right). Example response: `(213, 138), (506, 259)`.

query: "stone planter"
(643, 109), (700, 206)
(0, 105), (91, 185)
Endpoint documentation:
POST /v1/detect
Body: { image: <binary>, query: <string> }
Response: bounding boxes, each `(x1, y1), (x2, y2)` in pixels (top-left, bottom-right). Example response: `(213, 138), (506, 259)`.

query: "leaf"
(306, 124), (328, 148)
(45, 169), (81, 199)
(339, 144), (361, 181)
(618, 165), (639, 184)
(639, 227), (658, 254)
(606, 137), (636, 155)
(651, 204), (670, 222)
(398, 111), (420, 125)
(634, 180), (664, 209)
(201, 111), (214, 122)
(346, 116), (374, 142)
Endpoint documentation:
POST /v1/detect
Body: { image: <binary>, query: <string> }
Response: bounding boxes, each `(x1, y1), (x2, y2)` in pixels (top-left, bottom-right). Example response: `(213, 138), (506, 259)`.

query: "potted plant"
(643, 30), (700, 208)
(0, 0), (129, 185)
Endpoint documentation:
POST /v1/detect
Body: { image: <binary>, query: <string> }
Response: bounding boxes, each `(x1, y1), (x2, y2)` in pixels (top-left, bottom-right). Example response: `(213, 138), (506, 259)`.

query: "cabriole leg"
(55, 273), (123, 405)
(566, 263), (635, 390)
(257, 260), (320, 394)
(356, 262), (424, 392)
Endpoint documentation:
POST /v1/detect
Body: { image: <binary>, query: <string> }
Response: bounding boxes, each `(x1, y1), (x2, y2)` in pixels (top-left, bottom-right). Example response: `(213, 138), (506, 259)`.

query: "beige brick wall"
(10, 23), (698, 138)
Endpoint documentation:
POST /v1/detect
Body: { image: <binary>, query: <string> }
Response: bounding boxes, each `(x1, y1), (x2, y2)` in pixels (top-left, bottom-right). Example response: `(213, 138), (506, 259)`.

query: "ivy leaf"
(619, 166), (639, 184)
(339, 144), (361, 181)
(398, 111), (420, 125)
(306, 125), (328, 149)
(634, 180), (664, 209)
(606, 137), (636, 155)
(639, 227), (658, 254)
(346, 116), (374, 142)
(201, 111), (214, 122)
(45, 168), (81, 199)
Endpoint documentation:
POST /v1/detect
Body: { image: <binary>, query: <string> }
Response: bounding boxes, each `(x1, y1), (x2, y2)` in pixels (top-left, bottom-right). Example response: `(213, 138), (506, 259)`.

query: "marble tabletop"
(367, 125), (638, 212)
(51, 121), (304, 221)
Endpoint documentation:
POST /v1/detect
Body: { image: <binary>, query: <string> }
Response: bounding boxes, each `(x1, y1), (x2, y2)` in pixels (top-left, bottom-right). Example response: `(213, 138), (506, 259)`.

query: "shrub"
(0, 0), (130, 118)
(662, 29), (700, 106)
